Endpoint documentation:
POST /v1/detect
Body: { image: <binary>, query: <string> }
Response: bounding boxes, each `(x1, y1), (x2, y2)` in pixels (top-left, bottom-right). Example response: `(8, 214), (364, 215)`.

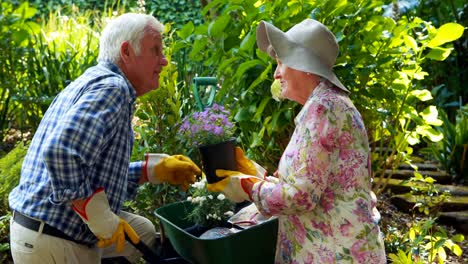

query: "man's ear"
(120, 41), (132, 64)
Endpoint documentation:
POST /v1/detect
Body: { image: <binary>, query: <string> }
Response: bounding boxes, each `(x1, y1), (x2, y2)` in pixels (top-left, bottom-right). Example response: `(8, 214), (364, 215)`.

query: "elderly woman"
(209, 19), (386, 263)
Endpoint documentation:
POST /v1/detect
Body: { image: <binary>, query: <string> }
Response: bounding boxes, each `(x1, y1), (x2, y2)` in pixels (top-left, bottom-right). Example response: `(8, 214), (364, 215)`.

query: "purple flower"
(177, 104), (235, 146)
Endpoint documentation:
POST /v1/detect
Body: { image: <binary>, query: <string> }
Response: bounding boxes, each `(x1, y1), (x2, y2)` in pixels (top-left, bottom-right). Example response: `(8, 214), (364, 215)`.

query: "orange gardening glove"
(207, 170), (262, 203)
(234, 147), (267, 178)
(72, 188), (139, 252)
(143, 154), (201, 191)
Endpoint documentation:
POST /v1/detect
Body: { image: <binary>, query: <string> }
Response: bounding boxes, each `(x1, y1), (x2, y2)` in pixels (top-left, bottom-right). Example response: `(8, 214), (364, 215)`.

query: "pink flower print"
(311, 103), (326, 117)
(320, 188), (335, 213)
(352, 198), (372, 223)
(265, 186), (286, 214)
(350, 239), (371, 263)
(311, 220), (332, 237)
(318, 122), (339, 152)
(336, 167), (357, 191)
(339, 148), (354, 161)
(294, 190), (313, 210)
(290, 215), (307, 243)
(305, 253), (315, 263)
(318, 246), (336, 263)
(340, 219), (352, 236)
(338, 131), (353, 147)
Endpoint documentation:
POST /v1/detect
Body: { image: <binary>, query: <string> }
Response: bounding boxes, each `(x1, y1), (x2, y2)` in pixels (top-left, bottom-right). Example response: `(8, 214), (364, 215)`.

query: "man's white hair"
(98, 13), (164, 63)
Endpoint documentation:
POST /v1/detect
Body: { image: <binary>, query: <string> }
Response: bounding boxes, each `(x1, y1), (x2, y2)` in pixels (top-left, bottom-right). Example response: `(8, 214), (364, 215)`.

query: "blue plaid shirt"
(9, 62), (143, 244)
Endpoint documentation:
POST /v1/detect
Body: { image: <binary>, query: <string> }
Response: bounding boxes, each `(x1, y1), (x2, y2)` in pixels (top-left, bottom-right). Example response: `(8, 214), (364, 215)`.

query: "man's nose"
(160, 55), (168, 66)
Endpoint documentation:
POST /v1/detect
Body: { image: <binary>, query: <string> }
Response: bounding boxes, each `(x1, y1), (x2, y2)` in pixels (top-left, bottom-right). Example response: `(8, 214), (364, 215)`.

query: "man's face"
(127, 28), (168, 96)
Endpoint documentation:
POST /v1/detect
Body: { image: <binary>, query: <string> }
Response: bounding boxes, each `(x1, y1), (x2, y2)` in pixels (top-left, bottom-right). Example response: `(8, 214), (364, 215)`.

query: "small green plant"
(185, 177), (235, 228)
(386, 171), (464, 263)
(387, 217), (464, 264)
(407, 172), (450, 216)
(0, 213), (11, 263)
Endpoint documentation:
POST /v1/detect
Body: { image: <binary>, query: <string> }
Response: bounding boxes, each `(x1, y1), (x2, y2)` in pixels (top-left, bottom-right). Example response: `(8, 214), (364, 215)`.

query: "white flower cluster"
(206, 213), (222, 220)
(191, 178), (207, 189)
(187, 193), (227, 204)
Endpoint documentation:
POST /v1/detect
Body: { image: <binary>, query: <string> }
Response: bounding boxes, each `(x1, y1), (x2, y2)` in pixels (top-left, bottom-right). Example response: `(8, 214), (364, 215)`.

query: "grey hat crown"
(256, 19), (349, 93)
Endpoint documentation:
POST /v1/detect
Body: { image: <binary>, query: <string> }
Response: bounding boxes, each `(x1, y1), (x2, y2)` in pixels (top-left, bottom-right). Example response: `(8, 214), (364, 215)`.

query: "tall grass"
(0, 5), (112, 139)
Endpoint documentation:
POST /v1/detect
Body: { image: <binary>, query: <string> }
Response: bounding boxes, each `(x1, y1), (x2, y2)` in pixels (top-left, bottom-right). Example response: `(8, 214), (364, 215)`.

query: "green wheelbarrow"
(154, 201), (278, 264)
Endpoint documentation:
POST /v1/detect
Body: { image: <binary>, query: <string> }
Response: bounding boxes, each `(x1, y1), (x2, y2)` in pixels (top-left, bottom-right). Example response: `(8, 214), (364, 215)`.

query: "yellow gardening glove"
(72, 188), (140, 252)
(234, 147), (267, 179)
(207, 170), (262, 203)
(144, 154), (201, 191)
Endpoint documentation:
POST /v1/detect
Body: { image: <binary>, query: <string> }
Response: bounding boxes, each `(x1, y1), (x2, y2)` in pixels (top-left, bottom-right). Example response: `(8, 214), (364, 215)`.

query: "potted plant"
(178, 104), (237, 183)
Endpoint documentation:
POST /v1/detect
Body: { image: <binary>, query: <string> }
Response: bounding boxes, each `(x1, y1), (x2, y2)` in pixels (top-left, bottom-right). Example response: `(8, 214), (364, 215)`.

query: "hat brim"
(256, 21), (349, 93)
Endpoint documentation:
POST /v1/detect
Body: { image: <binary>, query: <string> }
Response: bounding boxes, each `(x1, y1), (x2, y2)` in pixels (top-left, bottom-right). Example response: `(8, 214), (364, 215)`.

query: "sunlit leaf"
(451, 234), (464, 243)
(428, 23), (464, 48)
(407, 132), (420, 145)
(420, 106), (443, 126)
(14, 2), (37, 19)
(403, 35), (418, 52)
(416, 125), (444, 142)
(426, 47), (453, 61)
(410, 89), (432, 101)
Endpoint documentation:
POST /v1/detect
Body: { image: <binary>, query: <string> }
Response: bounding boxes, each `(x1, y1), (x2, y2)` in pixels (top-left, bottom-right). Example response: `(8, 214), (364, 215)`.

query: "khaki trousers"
(10, 211), (157, 263)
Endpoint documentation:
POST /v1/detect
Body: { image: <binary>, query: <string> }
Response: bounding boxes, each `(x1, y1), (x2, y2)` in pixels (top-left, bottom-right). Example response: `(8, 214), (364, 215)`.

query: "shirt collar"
(98, 61), (137, 104)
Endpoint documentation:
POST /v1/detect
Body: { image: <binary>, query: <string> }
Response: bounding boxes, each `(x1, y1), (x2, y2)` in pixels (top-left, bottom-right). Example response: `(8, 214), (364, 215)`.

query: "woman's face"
(274, 59), (319, 105)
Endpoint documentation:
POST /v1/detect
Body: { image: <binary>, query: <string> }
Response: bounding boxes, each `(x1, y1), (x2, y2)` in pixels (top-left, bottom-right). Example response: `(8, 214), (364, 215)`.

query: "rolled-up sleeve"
(126, 161), (143, 199)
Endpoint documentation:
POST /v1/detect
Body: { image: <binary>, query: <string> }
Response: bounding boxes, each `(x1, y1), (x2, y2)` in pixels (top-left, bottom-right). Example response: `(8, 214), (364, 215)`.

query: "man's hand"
(144, 154), (201, 191)
(207, 169), (262, 203)
(72, 188), (139, 252)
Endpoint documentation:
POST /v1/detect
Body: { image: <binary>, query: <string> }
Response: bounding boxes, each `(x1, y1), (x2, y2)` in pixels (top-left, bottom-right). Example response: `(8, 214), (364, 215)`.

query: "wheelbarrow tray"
(154, 201), (278, 264)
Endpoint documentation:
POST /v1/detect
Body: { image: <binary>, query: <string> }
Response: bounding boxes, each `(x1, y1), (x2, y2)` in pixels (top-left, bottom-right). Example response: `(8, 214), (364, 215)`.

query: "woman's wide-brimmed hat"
(256, 19), (349, 93)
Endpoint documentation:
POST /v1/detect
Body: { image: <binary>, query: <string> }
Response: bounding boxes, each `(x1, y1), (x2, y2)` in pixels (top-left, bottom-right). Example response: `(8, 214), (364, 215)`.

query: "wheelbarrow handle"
(125, 234), (162, 264)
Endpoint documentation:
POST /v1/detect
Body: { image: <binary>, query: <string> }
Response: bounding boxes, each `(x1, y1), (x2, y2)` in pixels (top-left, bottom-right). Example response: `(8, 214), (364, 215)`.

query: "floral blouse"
(252, 81), (386, 263)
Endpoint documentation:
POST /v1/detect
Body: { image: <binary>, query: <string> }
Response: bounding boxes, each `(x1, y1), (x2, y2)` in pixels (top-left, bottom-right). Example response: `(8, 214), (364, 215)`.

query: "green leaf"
(234, 60), (262, 80)
(177, 21), (194, 39)
(208, 15), (230, 38)
(420, 106), (443, 126)
(14, 2), (37, 19)
(239, 31), (255, 52)
(189, 37), (208, 61)
(403, 35), (418, 52)
(450, 244), (462, 256)
(428, 23), (464, 48)
(410, 89), (432, 101)
(416, 125), (444, 142)
(253, 98), (270, 122)
(234, 108), (251, 122)
(426, 47), (453, 61)
(407, 131), (420, 145)
(451, 234), (464, 243)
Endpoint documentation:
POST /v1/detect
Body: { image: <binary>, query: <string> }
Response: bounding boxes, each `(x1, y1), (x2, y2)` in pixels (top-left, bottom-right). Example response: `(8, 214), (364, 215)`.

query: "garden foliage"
(0, 0), (467, 262)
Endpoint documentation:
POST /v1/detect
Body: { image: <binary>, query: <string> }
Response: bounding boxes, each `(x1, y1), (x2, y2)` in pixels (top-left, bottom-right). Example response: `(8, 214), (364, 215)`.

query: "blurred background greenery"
(0, 0), (466, 263)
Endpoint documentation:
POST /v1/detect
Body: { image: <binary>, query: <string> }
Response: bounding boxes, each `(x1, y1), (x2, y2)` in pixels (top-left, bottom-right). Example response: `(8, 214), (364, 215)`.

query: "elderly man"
(9, 13), (200, 263)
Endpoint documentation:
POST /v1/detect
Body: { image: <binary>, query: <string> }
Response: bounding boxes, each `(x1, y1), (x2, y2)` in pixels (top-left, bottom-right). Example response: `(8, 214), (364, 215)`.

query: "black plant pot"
(198, 139), (237, 184)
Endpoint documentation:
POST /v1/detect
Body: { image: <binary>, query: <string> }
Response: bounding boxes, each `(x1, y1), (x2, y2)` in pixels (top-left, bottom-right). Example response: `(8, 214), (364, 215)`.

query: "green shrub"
(0, 142), (28, 215)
